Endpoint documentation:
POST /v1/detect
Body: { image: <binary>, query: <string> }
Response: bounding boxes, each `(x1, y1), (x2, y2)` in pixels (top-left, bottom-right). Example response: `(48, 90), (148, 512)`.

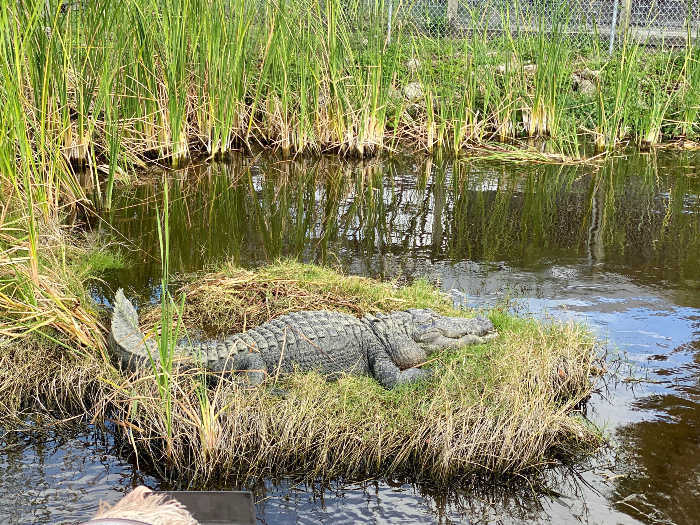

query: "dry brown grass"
(0, 339), (111, 425)
(0, 217), (116, 352)
(0, 218), (112, 350)
(0, 211), (119, 425)
(141, 260), (455, 335)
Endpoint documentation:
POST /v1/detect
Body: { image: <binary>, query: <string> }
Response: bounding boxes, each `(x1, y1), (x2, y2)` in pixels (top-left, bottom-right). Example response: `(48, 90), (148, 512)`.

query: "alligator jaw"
(413, 314), (498, 354)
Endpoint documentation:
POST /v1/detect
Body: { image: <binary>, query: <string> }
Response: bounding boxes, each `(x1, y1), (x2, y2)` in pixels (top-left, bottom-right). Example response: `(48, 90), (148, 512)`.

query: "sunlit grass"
(0, 258), (603, 486)
(1, 0), (697, 183)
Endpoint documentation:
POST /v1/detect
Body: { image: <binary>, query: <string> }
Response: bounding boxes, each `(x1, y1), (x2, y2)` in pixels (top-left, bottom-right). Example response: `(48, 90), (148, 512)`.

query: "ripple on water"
(0, 430), (154, 525)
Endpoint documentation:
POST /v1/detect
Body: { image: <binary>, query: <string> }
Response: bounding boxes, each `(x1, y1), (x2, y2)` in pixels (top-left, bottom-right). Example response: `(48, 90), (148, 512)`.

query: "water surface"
(2, 151), (698, 524)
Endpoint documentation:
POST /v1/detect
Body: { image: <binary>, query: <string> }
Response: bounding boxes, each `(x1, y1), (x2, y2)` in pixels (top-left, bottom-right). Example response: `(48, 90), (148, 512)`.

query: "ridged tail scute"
(110, 289), (152, 371)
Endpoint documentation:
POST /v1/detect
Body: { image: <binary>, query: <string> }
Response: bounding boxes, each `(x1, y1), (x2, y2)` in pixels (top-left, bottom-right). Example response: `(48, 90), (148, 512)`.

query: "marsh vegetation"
(0, 256), (603, 485)
(1, 0), (698, 185)
(2, 0), (697, 504)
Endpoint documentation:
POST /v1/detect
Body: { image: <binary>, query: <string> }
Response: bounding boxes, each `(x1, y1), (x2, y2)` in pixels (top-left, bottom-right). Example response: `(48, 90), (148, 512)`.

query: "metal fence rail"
(399, 0), (700, 43)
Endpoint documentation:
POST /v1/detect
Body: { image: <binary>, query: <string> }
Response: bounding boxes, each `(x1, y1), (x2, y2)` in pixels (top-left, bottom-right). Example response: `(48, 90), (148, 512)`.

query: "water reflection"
(0, 428), (155, 525)
(611, 336), (700, 525)
(106, 153), (699, 303)
(4, 151), (698, 524)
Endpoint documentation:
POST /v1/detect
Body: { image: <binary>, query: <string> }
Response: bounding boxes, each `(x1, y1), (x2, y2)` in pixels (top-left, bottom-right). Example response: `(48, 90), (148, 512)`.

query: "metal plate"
(162, 491), (256, 525)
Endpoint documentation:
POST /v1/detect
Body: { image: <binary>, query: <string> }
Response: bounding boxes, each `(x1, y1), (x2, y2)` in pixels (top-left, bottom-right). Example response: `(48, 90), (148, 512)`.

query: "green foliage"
(1, 0), (698, 202)
(77, 246), (125, 277)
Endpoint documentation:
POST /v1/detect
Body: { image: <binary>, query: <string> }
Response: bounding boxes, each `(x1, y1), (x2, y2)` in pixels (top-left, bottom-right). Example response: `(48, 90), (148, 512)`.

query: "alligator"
(110, 289), (498, 389)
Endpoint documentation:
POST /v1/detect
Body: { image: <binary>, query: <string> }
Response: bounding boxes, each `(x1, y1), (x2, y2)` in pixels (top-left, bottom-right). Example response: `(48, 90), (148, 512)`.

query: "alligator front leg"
(212, 352), (268, 386)
(367, 341), (432, 389)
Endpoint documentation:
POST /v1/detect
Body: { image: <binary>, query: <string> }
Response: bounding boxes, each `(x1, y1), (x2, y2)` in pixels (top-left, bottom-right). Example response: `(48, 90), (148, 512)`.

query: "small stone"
(403, 82), (423, 102)
(572, 73), (596, 96)
(406, 58), (421, 72)
(578, 78), (596, 96)
(579, 68), (600, 81)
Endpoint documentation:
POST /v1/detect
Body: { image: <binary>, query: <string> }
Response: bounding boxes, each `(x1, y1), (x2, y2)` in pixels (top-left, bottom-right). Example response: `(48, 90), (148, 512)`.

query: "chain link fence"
(54, 0), (700, 46)
(400, 0), (699, 44)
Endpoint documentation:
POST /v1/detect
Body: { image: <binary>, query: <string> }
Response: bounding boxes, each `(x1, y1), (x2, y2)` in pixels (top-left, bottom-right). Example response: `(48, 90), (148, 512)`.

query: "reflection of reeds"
(108, 153), (699, 288)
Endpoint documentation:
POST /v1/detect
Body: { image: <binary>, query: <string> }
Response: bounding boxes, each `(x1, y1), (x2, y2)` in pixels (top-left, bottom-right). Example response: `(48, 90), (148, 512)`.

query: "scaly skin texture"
(110, 289), (498, 389)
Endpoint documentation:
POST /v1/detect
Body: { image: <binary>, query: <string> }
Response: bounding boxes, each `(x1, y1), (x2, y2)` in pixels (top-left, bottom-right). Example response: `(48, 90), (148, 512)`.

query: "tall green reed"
(147, 169), (229, 457)
(148, 0), (192, 166)
(66, 0), (117, 167)
(637, 52), (678, 146)
(2, 0), (698, 179)
(679, 34), (699, 139)
(594, 31), (642, 150)
(126, 1), (162, 154)
(1, 1), (81, 282)
(151, 174), (185, 444)
(522, 7), (572, 140)
(195, 0), (252, 157)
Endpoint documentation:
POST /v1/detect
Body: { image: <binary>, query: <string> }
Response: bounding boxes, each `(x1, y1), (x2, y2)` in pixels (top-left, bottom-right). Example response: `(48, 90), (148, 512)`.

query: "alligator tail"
(110, 289), (152, 370)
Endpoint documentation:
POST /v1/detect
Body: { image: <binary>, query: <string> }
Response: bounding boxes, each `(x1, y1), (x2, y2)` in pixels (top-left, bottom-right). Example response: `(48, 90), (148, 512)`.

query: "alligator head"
(407, 309), (497, 353)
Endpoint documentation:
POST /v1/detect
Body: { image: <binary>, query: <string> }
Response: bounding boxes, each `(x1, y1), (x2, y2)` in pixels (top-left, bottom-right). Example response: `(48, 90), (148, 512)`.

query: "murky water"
(2, 152), (698, 524)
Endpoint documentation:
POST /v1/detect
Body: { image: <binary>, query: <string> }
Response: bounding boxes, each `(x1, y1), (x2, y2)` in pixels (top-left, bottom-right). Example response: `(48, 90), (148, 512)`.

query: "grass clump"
(0, 216), (112, 350)
(0, 213), (121, 422)
(0, 255), (603, 487)
(114, 261), (602, 486)
(142, 260), (452, 335)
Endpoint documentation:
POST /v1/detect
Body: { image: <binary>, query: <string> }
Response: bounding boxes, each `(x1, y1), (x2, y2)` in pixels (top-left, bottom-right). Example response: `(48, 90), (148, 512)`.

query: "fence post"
(447, 0), (458, 25)
(387, 0), (393, 43)
(609, 0), (619, 54)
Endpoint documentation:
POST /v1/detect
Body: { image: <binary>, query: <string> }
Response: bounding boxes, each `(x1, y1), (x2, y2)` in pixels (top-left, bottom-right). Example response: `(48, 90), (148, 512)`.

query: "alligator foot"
(393, 367), (433, 388)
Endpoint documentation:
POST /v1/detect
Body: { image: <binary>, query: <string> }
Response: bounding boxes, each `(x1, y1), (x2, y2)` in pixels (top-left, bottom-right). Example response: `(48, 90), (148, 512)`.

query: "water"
(2, 152), (698, 524)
